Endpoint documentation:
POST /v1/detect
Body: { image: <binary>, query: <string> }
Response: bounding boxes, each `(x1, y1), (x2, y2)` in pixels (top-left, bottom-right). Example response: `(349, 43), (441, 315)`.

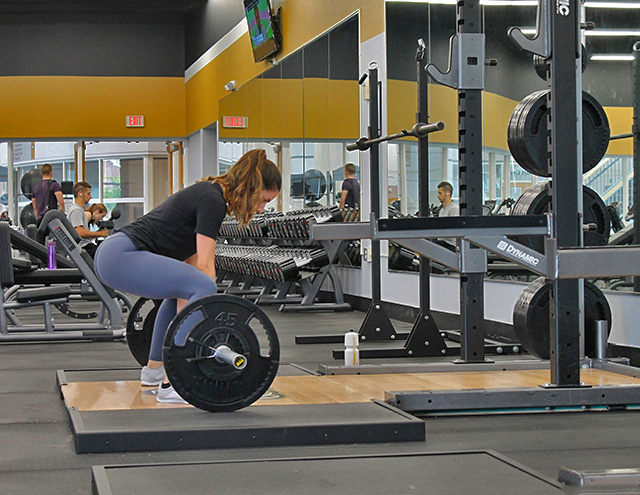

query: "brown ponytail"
(200, 149), (281, 226)
(87, 203), (108, 226)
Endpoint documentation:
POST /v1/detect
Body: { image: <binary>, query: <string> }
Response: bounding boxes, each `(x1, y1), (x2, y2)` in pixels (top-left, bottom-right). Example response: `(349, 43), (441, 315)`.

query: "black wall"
(0, 13), (185, 77)
(252, 15), (359, 82)
(185, 0), (245, 70)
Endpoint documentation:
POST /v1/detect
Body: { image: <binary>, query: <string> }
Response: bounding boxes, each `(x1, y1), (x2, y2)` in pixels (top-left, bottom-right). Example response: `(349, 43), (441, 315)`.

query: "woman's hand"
(179, 234), (217, 313)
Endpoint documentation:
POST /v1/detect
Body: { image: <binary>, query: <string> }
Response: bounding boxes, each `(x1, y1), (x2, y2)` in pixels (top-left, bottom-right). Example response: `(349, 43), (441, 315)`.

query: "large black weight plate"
(126, 298), (162, 366)
(511, 182), (610, 253)
(513, 277), (612, 360)
(19, 203), (36, 228)
(163, 295), (280, 412)
(20, 168), (42, 199)
(507, 90), (610, 177)
(533, 44), (588, 80)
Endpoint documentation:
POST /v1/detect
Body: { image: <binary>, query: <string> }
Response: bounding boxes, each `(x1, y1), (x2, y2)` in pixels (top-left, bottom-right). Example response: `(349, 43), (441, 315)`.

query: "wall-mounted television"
(244, 0), (281, 63)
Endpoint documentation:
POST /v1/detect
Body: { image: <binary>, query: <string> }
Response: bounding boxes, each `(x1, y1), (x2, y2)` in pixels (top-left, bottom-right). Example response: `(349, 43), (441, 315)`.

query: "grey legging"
(94, 232), (218, 362)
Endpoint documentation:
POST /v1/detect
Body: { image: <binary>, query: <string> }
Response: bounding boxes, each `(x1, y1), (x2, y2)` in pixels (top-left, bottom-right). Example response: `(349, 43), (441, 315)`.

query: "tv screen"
(244, 0), (280, 62)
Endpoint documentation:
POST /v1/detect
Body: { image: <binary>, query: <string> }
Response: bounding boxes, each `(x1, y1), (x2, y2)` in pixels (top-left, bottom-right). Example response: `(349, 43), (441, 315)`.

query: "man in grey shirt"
(67, 181), (108, 257)
(436, 181), (459, 250)
(437, 181), (459, 217)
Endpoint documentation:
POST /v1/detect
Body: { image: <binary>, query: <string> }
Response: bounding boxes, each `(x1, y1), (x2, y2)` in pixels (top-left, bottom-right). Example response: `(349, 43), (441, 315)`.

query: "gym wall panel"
(304, 78), (331, 140)
(328, 80), (359, 140)
(482, 92), (517, 152)
(185, 0), (385, 135)
(302, 79), (359, 141)
(279, 79), (305, 140)
(0, 76), (185, 139)
(218, 78), (305, 141)
(386, 80), (458, 147)
(246, 78), (266, 140)
(604, 106), (634, 156)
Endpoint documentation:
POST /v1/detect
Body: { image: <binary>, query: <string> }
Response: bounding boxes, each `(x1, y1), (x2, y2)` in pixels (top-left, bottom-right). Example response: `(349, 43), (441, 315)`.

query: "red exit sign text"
(126, 115), (145, 127)
(222, 116), (248, 128)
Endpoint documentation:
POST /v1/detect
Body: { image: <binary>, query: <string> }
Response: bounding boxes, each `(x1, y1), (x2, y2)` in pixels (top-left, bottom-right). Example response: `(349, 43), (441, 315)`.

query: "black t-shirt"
(341, 177), (360, 208)
(32, 179), (62, 219)
(120, 181), (227, 261)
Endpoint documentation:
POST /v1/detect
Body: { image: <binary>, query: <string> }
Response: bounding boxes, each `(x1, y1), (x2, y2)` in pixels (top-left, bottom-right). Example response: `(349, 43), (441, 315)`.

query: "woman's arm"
(179, 234), (217, 312)
(55, 191), (65, 213)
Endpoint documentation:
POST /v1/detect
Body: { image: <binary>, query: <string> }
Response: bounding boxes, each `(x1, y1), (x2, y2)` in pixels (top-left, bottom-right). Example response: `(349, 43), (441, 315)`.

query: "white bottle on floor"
(344, 330), (360, 367)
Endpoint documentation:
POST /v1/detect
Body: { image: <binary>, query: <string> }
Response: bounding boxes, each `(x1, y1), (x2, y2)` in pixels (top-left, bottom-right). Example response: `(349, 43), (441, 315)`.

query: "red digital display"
(222, 116), (248, 128)
(126, 115), (144, 127)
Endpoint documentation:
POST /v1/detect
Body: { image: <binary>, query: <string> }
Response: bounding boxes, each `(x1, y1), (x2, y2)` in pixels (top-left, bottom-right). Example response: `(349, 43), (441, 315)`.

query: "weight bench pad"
(15, 285), (71, 303)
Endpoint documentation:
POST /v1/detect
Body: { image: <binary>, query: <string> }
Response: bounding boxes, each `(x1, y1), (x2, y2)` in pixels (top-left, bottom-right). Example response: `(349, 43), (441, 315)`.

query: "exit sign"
(222, 116), (248, 128)
(126, 115), (145, 127)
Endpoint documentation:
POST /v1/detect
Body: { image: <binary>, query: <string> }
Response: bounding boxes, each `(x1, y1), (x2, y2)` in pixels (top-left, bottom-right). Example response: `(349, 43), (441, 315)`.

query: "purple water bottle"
(47, 240), (57, 270)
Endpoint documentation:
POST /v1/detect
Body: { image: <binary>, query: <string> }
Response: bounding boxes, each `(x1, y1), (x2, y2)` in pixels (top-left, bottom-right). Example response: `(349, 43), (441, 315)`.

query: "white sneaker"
(157, 383), (189, 404)
(140, 366), (166, 386)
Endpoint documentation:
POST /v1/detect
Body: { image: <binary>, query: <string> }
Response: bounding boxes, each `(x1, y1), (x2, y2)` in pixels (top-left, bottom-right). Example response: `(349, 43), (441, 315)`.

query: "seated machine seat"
(37, 210), (119, 299)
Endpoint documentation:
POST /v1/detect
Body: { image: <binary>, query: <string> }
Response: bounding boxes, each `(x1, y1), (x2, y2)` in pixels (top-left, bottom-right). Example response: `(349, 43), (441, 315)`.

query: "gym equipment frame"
(0, 212), (126, 342)
(318, 0), (640, 414)
(216, 208), (351, 312)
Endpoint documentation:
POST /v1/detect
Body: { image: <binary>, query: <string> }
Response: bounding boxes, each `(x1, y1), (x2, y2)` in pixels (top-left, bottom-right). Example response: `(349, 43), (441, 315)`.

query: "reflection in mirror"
(217, 14), (361, 269)
(386, 2), (640, 281)
(218, 13), (359, 215)
(302, 168), (327, 204)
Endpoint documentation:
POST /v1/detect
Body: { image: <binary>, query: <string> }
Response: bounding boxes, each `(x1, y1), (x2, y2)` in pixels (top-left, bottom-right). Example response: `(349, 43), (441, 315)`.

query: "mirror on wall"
(218, 13), (361, 213)
(385, 1), (640, 279)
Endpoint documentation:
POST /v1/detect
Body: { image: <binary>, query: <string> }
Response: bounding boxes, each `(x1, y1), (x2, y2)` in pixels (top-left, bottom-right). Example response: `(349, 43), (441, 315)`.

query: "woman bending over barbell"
(94, 149), (281, 403)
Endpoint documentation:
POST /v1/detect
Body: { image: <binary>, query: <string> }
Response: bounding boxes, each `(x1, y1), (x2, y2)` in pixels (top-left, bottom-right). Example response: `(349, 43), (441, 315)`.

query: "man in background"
(67, 181), (108, 258)
(437, 181), (459, 217)
(32, 163), (65, 225)
(339, 163), (360, 209)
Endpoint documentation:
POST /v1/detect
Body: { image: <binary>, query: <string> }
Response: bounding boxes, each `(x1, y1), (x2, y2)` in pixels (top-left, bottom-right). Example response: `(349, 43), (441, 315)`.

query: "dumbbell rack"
(217, 208), (352, 312)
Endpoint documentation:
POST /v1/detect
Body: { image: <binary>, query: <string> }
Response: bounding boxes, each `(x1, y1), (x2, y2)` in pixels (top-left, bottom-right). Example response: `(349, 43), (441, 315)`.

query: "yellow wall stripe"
(387, 79), (634, 156)
(0, 76), (185, 139)
(218, 78), (359, 141)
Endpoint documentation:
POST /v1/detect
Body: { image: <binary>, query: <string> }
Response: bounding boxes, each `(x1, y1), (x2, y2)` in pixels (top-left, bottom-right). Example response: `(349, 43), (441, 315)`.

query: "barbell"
(126, 294), (280, 412)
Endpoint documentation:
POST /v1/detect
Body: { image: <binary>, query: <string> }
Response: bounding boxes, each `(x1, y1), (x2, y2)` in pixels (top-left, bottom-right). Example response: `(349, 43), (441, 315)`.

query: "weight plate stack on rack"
(513, 277), (612, 360)
(507, 90), (610, 177)
(511, 182), (611, 253)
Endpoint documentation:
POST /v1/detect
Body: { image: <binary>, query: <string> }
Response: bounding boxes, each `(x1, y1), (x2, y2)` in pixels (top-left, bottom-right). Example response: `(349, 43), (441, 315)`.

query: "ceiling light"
(385, 0), (538, 4)
(585, 30), (640, 36)
(591, 54), (635, 61)
(481, 0), (538, 5)
(585, 2), (640, 8)
(387, 0), (640, 7)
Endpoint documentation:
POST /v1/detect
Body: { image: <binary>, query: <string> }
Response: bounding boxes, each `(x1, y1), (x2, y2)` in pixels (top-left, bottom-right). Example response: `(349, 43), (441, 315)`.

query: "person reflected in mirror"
(85, 203), (108, 228)
(339, 163), (360, 210)
(437, 181), (459, 217)
(32, 163), (65, 226)
(67, 182), (108, 258)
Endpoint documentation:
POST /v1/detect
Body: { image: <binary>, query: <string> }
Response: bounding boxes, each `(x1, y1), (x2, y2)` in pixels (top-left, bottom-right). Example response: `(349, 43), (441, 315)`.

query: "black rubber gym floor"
(1, 304), (640, 494)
